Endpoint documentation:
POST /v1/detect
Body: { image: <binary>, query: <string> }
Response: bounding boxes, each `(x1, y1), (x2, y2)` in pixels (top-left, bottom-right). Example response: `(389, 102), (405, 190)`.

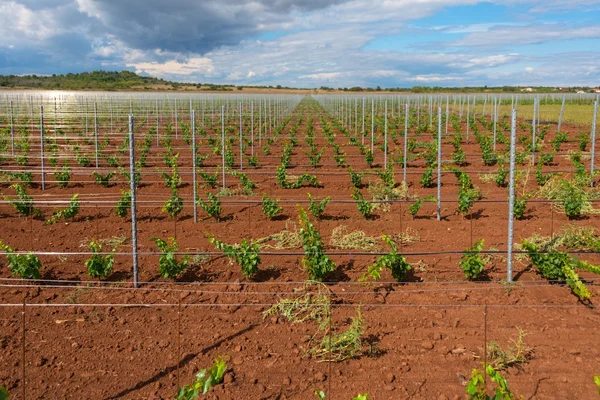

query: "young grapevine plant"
(298, 207), (335, 281)
(362, 235), (411, 282)
(0, 240), (41, 279)
(467, 364), (515, 400)
(151, 237), (189, 280)
(351, 189), (372, 219)
(176, 356), (227, 399)
(261, 194), (282, 219)
(45, 194), (80, 225)
(4, 184), (42, 218)
(308, 193), (331, 219)
(85, 240), (114, 279)
(459, 239), (486, 280)
(196, 193), (222, 220)
(209, 236), (260, 280)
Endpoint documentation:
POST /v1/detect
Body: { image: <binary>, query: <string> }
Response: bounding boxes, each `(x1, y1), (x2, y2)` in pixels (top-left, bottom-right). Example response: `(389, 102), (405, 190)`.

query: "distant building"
(520, 87), (533, 92)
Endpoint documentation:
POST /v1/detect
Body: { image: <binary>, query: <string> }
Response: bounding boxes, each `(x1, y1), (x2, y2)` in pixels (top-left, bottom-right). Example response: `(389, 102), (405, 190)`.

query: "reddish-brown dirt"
(1, 97), (599, 399)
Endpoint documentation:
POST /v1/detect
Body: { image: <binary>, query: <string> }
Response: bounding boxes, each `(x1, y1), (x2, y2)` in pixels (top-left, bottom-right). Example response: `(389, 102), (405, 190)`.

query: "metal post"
(156, 98), (159, 146)
(370, 99), (374, 153)
(403, 102), (409, 183)
(94, 102), (99, 168)
(222, 105), (226, 189)
(191, 110), (197, 222)
(361, 97), (365, 145)
(384, 101), (388, 169)
(506, 109), (517, 282)
(40, 105), (45, 191)
(493, 97), (497, 151)
(558, 95), (566, 132)
(531, 97), (537, 165)
(175, 100), (178, 139)
(466, 96), (470, 143)
(10, 100), (14, 155)
(437, 107), (442, 221)
(239, 102), (243, 170)
(445, 96), (449, 137)
(591, 100), (598, 186)
(128, 114), (139, 288)
(251, 101), (254, 157)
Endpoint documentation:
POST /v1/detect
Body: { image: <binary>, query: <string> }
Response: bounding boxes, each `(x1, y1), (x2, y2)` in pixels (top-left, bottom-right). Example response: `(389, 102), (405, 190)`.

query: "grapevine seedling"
(298, 207), (335, 281)
(361, 235), (412, 281)
(198, 169), (219, 188)
(209, 236), (260, 280)
(115, 190), (132, 218)
(521, 240), (599, 300)
(351, 189), (373, 219)
(85, 240), (114, 279)
(45, 194), (80, 225)
(93, 171), (115, 187)
(55, 164), (71, 188)
(151, 237), (189, 279)
(162, 190), (184, 219)
(308, 193), (331, 219)
(261, 194), (282, 219)
(420, 167), (434, 188)
(196, 193), (222, 220)
(348, 167), (364, 188)
(4, 184), (42, 218)
(467, 364), (516, 400)
(0, 240), (41, 279)
(409, 195), (435, 217)
(315, 392), (369, 400)
(459, 239), (486, 280)
(176, 356), (227, 399)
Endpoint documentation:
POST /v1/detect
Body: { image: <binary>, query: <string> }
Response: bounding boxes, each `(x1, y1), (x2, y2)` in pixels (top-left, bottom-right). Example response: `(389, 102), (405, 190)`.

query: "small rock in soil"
(383, 384), (395, 391)
(421, 341), (434, 350)
(314, 372), (326, 382)
(384, 373), (395, 383)
(283, 377), (291, 385)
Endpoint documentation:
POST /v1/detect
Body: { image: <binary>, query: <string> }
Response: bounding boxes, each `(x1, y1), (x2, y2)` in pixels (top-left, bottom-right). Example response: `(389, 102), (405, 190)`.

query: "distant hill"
(0, 70), (213, 91)
(0, 70), (595, 93)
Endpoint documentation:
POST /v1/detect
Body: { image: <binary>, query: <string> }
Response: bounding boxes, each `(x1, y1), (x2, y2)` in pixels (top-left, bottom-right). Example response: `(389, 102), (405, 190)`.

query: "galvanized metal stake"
(371, 99), (374, 153)
(128, 114), (139, 288)
(590, 100), (598, 186)
(40, 105), (45, 190)
(437, 107), (442, 221)
(191, 110), (197, 222)
(506, 109), (518, 282)
(403, 102), (409, 183)
(222, 105), (226, 189)
(239, 102), (243, 170)
(384, 101), (388, 169)
(558, 95), (566, 132)
(94, 102), (99, 168)
(10, 100), (14, 155)
(531, 97), (537, 165)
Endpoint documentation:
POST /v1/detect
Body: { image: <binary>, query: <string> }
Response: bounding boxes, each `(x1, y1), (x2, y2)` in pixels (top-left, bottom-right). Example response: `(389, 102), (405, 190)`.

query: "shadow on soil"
(108, 323), (258, 399)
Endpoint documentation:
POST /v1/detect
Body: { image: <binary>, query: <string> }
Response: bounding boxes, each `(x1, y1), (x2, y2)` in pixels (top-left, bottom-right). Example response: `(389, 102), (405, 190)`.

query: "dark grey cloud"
(78, 0), (348, 54)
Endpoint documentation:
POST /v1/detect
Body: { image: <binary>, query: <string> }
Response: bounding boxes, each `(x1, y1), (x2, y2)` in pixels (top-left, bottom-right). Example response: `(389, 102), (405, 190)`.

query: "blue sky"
(1, 0), (600, 88)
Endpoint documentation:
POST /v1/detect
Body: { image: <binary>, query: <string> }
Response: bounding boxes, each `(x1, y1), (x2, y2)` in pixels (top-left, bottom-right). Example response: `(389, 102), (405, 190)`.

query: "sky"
(1, 0), (600, 88)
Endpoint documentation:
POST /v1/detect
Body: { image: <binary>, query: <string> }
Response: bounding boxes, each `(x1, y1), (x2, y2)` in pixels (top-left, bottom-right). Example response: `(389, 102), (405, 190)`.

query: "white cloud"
(452, 23), (600, 47)
(525, 66), (534, 72)
(247, 70), (256, 78)
(129, 57), (216, 78)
